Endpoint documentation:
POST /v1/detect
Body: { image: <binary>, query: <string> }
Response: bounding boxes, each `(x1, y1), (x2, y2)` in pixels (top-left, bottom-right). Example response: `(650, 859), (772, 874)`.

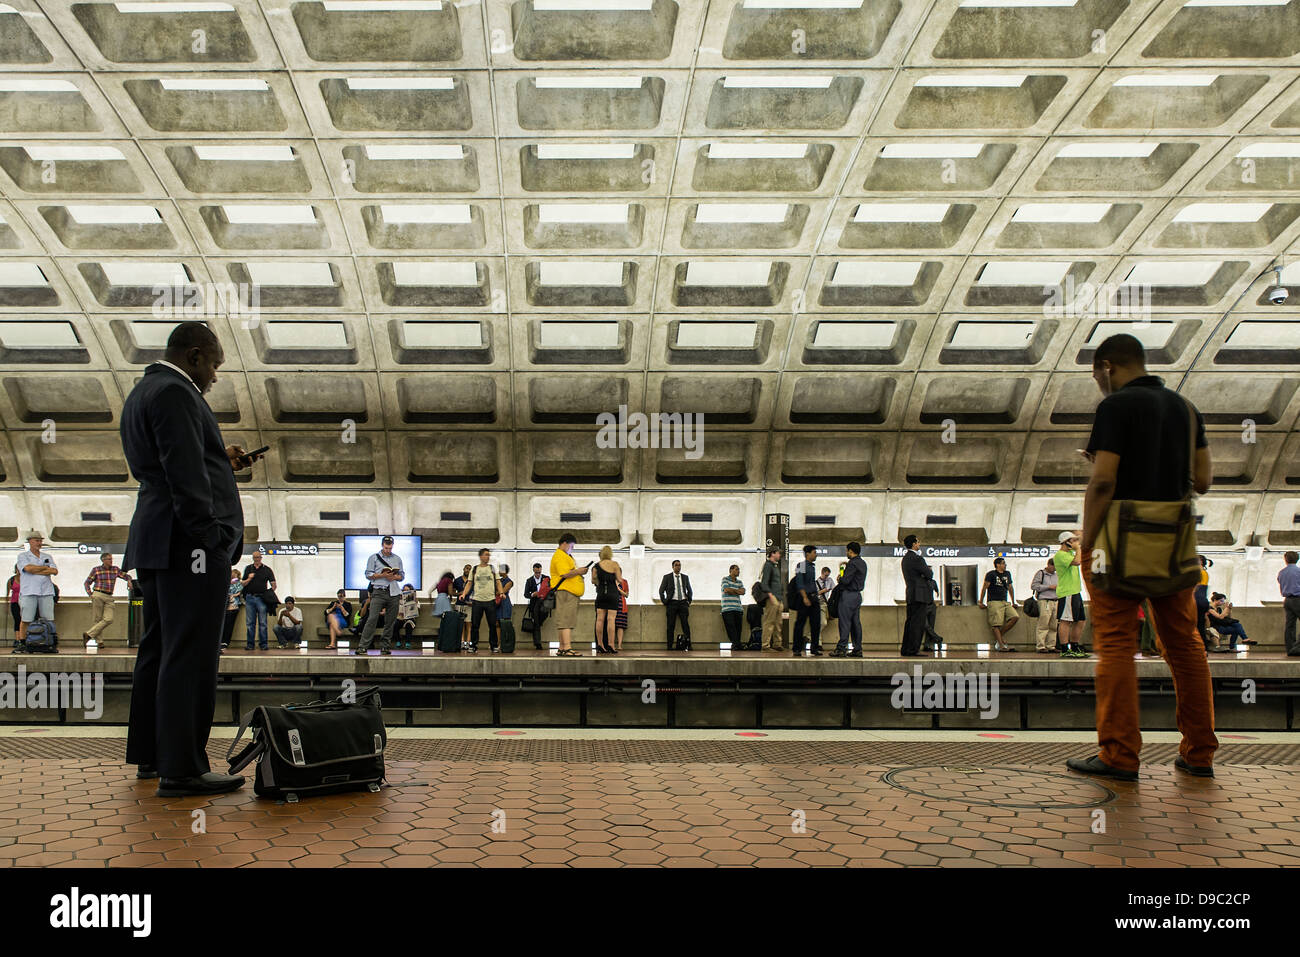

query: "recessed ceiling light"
(392, 261), (479, 286)
(0, 79), (78, 93)
(695, 203), (789, 224)
(533, 76), (644, 89)
(1056, 142), (1159, 158)
(1124, 261), (1222, 285)
(853, 203), (951, 223)
(1172, 202), (1271, 223)
(263, 321), (349, 348)
(829, 261), (922, 286)
(158, 78), (268, 91)
(536, 203), (630, 224)
(880, 143), (984, 158)
(1085, 321), (1176, 348)
(380, 204), (473, 224)
(706, 143), (809, 159)
(1011, 203), (1111, 223)
(222, 205), (317, 225)
(194, 145), (295, 161)
(1236, 143), (1300, 158)
(683, 261), (773, 286)
(65, 205), (163, 225)
(722, 75), (835, 89)
(1113, 74), (1218, 87)
(402, 320), (482, 349)
(245, 262), (335, 286)
(0, 321), (78, 348)
(1184, 0), (1287, 6)
(1225, 321), (1300, 347)
(322, 0), (444, 9)
(0, 262), (48, 286)
(743, 0), (864, 8)
(914, 74), (1027, 87)
(976, 261), (1071, 285)
(538, 261), (626, 286)
(364, 144), (463, 160)
(114, 2), (234, 11)
(812, 321), (898, 349)
(23, 145), (124, 161)
(538, 320), (621, 349)
(676, 321), (758, 348)
(533, 0), (653, 10)
(960, 0), (1076, 5)
(949, 320), (1036, 348)
(344, 77), (454, 90)
(101, 262), (190, 286)
(535, 144), (637, 160)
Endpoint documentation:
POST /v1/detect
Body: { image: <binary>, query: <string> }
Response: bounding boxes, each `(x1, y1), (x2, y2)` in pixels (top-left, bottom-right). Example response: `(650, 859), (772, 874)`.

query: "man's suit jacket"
(659, 573), (693, 604)
(902, 550), (938, 605)
(524, 575), (550, 602)
(120, 364), (244, 572)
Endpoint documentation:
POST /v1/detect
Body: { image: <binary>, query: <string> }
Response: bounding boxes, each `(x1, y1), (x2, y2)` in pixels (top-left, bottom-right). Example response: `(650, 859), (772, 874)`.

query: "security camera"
(1268, 284), (1289, 305)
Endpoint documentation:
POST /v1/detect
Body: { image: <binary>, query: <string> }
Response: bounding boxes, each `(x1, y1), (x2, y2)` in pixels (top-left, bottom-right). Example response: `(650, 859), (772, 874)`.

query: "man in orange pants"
(1069, 334), (1218, 781)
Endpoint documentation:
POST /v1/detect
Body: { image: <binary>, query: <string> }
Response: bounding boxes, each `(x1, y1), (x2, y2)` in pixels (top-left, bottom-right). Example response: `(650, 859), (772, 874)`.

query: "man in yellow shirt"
(549, 533), (591, 657)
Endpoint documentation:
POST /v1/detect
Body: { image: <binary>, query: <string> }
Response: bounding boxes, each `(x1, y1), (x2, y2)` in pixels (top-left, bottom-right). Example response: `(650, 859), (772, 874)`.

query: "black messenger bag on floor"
(227, 687), (387, 802)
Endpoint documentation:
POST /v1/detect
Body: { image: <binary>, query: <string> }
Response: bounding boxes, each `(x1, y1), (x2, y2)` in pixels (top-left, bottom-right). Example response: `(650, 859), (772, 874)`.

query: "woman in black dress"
(590, 545), (623, 655)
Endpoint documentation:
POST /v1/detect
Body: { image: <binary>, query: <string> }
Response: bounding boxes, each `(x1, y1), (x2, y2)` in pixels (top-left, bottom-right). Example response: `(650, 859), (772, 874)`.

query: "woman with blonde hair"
(591, 545), (623, 655)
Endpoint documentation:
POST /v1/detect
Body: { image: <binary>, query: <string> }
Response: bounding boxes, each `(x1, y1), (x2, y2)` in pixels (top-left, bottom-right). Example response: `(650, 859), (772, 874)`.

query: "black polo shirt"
(984, 570), (1012, 602)
(1086, 375), (1207, 502)
(241, 563), (275, 596)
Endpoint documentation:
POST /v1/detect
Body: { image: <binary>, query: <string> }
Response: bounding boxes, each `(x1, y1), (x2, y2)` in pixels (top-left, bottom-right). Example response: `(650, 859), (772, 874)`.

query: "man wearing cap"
(83, 551), (131, 646)
(355, 535), (403, 655)
(15, 530), (57, 647)
(1054, 531), (1087, 658)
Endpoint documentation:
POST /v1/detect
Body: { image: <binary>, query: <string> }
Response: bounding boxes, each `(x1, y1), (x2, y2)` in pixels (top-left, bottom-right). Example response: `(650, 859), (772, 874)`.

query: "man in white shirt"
(16, 529), (57, 645)
(274, 597), (303, 648)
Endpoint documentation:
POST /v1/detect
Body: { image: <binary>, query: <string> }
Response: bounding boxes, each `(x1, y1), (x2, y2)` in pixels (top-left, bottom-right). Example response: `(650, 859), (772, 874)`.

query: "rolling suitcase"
(437, 610), (463, 653)
(499, 618), (516, 654)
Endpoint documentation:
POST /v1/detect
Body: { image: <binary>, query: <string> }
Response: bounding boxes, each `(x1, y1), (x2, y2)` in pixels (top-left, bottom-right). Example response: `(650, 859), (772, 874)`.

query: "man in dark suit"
(658, 560), (693, 650)
(121, 321), (261, 798)
(901, 535), (944, 656)
(523, 562), (550, 650)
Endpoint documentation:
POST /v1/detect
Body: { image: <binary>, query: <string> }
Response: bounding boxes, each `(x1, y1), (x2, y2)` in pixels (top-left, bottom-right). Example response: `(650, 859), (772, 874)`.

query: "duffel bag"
(438, 609), (463, 653)
(227, 687), (386, 802)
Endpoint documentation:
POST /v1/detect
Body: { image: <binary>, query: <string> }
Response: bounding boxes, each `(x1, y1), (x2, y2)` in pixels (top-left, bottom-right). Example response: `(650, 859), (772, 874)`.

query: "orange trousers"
(1082, 549), (1218, 771)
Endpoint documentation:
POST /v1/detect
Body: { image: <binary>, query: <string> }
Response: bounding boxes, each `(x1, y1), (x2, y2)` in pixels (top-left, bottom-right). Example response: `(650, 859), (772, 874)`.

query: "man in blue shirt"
(355, 536), (404, 655)
(16, 529), (57, 647)
(792, 544), (822, 657)
(1278, 551), (1300, 656)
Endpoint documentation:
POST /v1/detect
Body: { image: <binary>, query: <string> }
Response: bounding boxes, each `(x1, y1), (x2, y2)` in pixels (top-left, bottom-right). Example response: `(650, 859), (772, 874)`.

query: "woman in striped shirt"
(720, 565), (745, 649)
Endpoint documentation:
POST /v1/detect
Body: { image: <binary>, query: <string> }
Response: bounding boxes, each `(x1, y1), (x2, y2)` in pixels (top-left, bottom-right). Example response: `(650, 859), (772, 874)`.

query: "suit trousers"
(793, 600), (821, 652)
(126, 560), (228, 778)
(1082, 549), (1217, 772)
(665, 601), (691, 648)
(1284, 596), (1300, 653)
(902, 599), (934, 655)
(836, 591), (863, 653)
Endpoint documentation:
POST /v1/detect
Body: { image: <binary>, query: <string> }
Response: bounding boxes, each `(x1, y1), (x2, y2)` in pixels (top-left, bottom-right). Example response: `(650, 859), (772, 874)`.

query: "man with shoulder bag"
(1068, 334), (1217, 782)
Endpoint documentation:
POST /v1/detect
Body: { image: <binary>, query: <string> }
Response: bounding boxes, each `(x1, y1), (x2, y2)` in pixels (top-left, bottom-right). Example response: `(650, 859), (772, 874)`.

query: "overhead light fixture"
(743, 0), (863, 7)
(1114, 74), (1218, 87)
(1085, 321), (1176, 347)
(533, 76), (644, 89)
(1123, 261), (1222, 285)
(675, 321), (758, 348)
(1056, 142), (1159, 158)
(221, 204), (317, 225)
(976, 261), (1071, 285)
(538, 320), (621, 349)
(245, 262), (335, 286)
(949, 320), (1036, 348)
(537, 261), (626, 286)
(66, 205), (163, 224)
(0, 79), (78, 92)
(1011, 203), (1111, 223)
(694, 203), (789, 223)
(0, 321), (78, 348)
(401, 320), (482, 348)
(344, 77), (454, 90)
(683, 261), (772, 286)
(158, 78), (268, 91)
(194, 145), (295, 161)
(812, 320), (898, 348)
(705, 142), (809, 159)
(1184, 0), (1287, 6)
(1172, 202), (1271, 223)
(535, 144), (637, 160)
(101, 262), (190, 286)
(1226, 320), (1300, 346)
(114, 2), (234, 11)
(960, 0), (1076, 5)
(853, 203), (950, 223)
(880, 143), (983, 158)
(0, 262), (48, 286)
(536, 203), (630, 224)
(391, 261), (479, 286)
(829, 261), (921, 286)
(722, 75), (835, 88)
(914, 74), (1027, 87)
(263, 320), (349, 347)
(1236, 143), (1300, 158)
(322, 0), (444, 9)
(380, 204), (473, 224)
(364, 144), (463, 160)
(23, 145), (124, 161)
(533, 0), (653, 9)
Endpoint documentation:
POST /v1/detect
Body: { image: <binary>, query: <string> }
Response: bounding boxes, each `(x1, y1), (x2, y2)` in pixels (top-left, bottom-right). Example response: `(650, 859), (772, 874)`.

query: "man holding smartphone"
(549, 533), (589, 657)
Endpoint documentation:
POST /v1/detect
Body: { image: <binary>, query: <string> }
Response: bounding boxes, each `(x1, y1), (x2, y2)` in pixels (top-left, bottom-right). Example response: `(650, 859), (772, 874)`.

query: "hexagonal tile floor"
(1, 737), (1298, 867)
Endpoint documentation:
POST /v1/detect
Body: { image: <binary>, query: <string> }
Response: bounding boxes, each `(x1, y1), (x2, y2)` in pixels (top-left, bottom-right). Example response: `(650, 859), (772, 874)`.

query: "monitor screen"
(343, 535), (422, 592)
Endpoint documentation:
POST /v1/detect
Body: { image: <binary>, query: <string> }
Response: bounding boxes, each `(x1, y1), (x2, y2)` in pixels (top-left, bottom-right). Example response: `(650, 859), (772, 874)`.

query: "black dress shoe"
(811, 650), (823, 657)
(846, 651), (863, 658)
(137, 765), (159, 780)
(156, 772), (245, 798)
(1174, 756), (1214, 778)
(900, 650), (924, 657)
(828, 649), (847, 658)
(1066, 755), (1138, 781)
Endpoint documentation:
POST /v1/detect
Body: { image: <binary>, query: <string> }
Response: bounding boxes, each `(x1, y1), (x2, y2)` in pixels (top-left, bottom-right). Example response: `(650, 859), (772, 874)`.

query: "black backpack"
(827, 583), (843, 619)
(22, 617), (58, 653)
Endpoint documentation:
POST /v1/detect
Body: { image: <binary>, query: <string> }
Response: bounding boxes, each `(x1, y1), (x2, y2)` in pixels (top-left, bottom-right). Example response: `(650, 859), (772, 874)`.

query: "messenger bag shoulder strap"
(1182, 394), (1198, 500)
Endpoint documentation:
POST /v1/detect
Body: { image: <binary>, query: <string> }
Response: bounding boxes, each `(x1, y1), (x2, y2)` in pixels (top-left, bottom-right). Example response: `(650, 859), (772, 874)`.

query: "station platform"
(5, 646), (1298, 731)
(0, 727), (1297, 869)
